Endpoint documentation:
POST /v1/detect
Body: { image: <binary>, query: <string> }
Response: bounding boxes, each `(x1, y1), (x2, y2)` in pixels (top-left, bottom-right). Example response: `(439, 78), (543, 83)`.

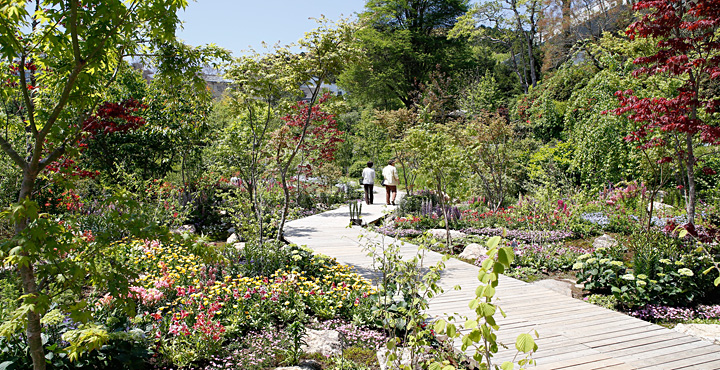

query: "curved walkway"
(284, 187), (720, 369)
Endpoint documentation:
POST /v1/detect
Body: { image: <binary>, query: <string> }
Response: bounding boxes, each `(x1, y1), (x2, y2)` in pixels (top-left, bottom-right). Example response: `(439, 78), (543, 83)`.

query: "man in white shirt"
(361, 161), (376, 204)
(382, 159), (399, 205)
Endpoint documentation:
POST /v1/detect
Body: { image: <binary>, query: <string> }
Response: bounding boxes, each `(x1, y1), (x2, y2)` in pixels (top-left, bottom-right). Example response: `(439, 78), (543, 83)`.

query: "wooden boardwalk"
(284, 188), (720, 369)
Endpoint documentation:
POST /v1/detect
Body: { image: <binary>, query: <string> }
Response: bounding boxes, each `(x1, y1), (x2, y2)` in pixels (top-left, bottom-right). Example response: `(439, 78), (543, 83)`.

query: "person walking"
(382, 159), (400, 205)
(361, 161), (376, 205)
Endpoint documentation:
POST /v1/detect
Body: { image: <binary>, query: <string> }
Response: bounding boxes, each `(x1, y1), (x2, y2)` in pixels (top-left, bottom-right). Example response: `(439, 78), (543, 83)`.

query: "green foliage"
(584, 294), (619, 310)
(363, 232), (447, 370)
(458, 70), (504, 114)
(574, 236), (720, 308)
(340, 0), (475, 109)
(431, 236), (537, 369)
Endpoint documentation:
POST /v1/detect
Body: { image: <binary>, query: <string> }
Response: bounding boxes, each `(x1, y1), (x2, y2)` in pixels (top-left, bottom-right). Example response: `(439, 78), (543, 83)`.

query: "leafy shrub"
(397, 190), (440, 215)
(575, 237), (720, 308)
(584, 294), (618, 310)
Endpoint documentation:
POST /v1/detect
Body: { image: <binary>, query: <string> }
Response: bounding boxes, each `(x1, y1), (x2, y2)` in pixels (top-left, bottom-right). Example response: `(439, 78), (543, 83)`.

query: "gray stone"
(673, 324), (720, 345)
(274, 360), (322, 370)
(226, 233), (239, 244)
(648, 201), (673, 212)
(459, 243), (487, 260)
(592, 234), (618, 249)
(428, 229), (466, 241)
(531, 279), (573, 297)
(233, 242), (245, 252)
(171, 224), (195, 234)
(377, 347), (426, 370)
(301, 329), (341, 357)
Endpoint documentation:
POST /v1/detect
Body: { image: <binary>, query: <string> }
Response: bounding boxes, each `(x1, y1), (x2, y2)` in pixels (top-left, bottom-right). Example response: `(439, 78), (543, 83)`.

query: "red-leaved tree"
(612, 0), (720, 224)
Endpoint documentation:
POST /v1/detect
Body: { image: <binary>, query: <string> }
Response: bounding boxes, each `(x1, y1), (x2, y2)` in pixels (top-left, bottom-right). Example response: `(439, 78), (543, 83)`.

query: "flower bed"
(92, 239), (377, 368)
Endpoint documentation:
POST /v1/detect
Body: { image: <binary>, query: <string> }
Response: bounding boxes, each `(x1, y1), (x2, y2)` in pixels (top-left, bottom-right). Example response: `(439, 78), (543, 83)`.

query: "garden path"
(284, 188), (720, 370)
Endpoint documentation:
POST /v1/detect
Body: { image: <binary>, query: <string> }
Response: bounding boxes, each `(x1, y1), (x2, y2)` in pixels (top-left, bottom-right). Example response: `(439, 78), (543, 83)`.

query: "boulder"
(274, 360), (322, 370)
(428, 229), (466, 240)
(377, 347), (426, 370)
(232, 242), (245, 252)
(673, 324), (720, 345)
(171, 224), (195, 234)
(300, 329), (341, 357)
(592, 234), (618, 249)
(648, 201), (673, 212)
(459, 243), (487, 260)
(226, 233), (239, 244)
(532, 279), (573, 297)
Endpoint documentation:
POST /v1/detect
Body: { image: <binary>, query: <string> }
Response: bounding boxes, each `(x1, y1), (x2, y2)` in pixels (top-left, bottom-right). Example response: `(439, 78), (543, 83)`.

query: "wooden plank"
(633, 344), (720, 368)
(285, 193), (720, 370)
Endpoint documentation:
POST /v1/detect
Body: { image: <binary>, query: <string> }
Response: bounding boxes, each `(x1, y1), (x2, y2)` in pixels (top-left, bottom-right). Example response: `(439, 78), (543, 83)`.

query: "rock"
(377, 347), (426, 370)
(171, 224), (195, 234)
(531, 279), (574, 297)
(233, 242), (245, 252)
(428, 229), (466, 240)
(673, 324), (720, 345)
(274, 360), (322, 370)
(648, 201), (673, 212)
(459, 243), (487, 260)
(301, 329), (341, 357)
(226, 233), (239, 244)
(592, 234), (618, 249)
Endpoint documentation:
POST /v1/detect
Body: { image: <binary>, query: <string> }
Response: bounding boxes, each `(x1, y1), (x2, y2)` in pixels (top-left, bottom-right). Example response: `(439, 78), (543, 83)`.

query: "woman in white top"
(361, 161), (376, 205)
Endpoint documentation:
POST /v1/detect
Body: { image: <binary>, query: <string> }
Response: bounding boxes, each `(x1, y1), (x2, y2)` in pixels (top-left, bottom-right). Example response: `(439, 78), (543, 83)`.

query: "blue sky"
(176, 0), (368, 57)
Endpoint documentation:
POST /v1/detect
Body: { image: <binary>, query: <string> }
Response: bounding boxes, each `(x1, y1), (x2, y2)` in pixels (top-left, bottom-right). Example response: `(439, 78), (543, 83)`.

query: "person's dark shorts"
(385, 185), (397, 193)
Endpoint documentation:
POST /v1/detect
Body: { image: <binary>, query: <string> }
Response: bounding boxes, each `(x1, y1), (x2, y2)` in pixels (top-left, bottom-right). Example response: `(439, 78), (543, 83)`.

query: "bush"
(397, 190), (441, 215)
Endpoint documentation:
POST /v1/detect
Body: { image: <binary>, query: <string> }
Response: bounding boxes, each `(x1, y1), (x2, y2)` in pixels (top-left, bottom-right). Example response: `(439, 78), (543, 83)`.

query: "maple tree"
(611, 0), (720, 224)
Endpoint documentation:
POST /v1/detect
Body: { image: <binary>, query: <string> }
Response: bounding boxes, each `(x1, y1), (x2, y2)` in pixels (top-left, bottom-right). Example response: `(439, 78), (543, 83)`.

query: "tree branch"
(0, 134), (27, 169)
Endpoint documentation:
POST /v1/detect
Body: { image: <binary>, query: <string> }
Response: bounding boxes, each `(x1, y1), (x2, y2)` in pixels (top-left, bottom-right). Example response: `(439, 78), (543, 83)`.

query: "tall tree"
(0, 1), (192, 369)
(339, 0), (475, 108)
(611, 0), (720, 224)
(452, 0), (543, 92)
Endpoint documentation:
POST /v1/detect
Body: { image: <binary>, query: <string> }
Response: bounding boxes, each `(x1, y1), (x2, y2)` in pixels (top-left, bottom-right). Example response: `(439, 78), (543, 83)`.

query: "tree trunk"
(685, 132), (696, 224)
(15, 169), (46, 370)
(435, 178), (451, 253)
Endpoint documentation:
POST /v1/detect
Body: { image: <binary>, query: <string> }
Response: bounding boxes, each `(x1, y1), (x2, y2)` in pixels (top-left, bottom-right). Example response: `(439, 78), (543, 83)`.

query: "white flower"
(621, 274), (635, 281)
(573, 262), (585, 270)
(678, 268), (694, 277)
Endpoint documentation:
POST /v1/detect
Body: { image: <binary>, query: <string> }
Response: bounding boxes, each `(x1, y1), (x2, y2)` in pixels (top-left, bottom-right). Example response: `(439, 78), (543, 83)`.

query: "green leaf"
(434, 320), (447, 333)
(486, 236), (501, 249)
(715, 276), (720, 287)
(515, 333), (537, 353)
(501, 361), (514, 370)
(478, 302), (496, 317)
(467, 328), (482, 342)
(447, 323), (456, 337)
(482, 285), (496, 298)
(465, 319), (478, 329)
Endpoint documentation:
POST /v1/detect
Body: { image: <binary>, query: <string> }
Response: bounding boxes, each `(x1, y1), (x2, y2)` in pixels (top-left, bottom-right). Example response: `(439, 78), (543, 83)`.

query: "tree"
(452, 0), (543, 93)
(457, 111), (517, 211)
(0, 2), (191, 369)
(611, 0), (720, 224)
(339, 0), (475, 108)
(402, 125), (466, 250)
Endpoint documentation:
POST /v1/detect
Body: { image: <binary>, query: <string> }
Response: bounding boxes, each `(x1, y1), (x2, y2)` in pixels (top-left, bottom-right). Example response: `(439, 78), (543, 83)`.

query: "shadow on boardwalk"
(284, 187), (720, 370)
